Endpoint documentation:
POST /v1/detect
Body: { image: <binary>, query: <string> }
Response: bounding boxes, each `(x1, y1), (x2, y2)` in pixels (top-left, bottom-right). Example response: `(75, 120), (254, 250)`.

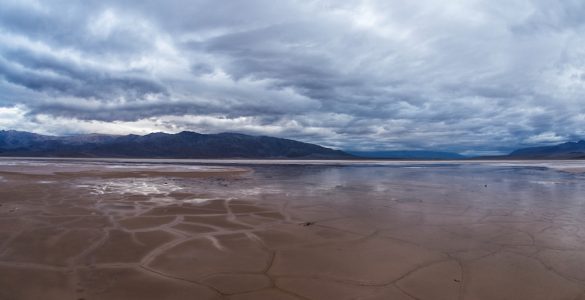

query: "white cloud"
(524, 132), (566, 144)
(1, 0), (585, 153)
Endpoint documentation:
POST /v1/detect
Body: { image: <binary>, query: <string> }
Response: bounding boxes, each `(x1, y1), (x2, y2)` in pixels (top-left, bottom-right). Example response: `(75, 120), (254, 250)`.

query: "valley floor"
(1, 159), (585, 299)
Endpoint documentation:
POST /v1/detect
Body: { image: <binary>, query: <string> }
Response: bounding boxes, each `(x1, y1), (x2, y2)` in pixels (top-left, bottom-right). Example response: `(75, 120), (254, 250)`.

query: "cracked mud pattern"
(2, 159), (585, 300)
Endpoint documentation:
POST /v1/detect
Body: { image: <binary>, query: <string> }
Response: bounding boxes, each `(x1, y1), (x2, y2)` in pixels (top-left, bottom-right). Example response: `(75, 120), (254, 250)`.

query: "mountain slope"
(507, 141), (585, 159)
(347, 150), (465, 159)
(0, 130), (352, 159)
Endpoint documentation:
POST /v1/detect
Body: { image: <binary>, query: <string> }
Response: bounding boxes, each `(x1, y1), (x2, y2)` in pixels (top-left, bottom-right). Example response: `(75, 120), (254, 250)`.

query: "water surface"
(1, 158), (585, 300)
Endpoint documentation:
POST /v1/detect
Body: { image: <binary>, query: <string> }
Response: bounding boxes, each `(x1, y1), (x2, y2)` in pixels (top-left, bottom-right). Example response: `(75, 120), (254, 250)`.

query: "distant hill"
(347, 150), (465, 160)
(0, 130), (352, 159)
(506, 140), (585, 159)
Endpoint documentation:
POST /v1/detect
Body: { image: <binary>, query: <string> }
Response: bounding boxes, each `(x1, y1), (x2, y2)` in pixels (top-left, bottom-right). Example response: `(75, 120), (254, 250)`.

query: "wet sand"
(1, 159), (585, 299)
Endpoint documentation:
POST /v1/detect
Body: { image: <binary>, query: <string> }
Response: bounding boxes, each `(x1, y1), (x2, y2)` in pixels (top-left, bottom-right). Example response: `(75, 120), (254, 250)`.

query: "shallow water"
(1, 158), (585, 299)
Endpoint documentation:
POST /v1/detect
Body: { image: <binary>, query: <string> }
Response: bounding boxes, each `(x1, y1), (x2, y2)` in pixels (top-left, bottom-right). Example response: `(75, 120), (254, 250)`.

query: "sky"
(1, 0), (585, 155)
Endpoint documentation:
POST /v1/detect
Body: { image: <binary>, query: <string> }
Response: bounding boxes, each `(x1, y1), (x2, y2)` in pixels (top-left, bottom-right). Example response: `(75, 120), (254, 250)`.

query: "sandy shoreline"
(1, 159), (585, 299)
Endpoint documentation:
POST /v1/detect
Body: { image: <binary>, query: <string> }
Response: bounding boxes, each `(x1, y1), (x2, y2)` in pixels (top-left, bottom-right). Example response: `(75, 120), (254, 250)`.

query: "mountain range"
(347, 150), (466, 160)
(505, 140), (585, 159)
(2, 130), (585, 159)
(0, 130), (351, 159)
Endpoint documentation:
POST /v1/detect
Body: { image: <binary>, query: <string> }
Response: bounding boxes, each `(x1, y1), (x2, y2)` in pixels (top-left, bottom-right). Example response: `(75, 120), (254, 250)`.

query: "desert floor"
(1, 159), (585, 300)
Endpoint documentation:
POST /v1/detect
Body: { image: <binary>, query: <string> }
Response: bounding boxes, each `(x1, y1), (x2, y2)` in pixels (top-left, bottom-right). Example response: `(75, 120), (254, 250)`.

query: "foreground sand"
(1, 159), (585, 299)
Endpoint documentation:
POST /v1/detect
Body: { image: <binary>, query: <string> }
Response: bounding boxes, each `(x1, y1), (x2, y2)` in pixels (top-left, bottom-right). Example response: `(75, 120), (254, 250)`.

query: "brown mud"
(1, 160), (585, 299)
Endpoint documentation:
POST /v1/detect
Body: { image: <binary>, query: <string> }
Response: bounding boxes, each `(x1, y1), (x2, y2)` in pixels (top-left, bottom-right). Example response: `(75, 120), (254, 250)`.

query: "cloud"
(1, 0), (585, 153)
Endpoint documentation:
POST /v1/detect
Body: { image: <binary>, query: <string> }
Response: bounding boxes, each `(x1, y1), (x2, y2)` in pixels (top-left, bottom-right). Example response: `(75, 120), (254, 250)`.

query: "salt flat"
(1, 158), (585, 300)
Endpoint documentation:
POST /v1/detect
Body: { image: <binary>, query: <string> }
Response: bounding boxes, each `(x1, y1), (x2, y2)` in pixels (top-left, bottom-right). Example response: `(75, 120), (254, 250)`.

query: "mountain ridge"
(0, 130), (352, 159)
(3, 130), (585, 160)
(347, 150), (465, 160)
(506, 140), (585, 159)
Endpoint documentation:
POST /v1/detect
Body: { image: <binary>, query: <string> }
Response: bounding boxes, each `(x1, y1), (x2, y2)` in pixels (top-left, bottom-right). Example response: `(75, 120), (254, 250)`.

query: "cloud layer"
(1, 0), (585, 154)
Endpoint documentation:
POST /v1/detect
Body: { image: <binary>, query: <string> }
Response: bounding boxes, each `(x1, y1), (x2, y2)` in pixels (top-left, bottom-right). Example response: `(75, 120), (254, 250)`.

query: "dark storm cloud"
(1, 0), (585, 153)
(0, 51), (167, 100)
